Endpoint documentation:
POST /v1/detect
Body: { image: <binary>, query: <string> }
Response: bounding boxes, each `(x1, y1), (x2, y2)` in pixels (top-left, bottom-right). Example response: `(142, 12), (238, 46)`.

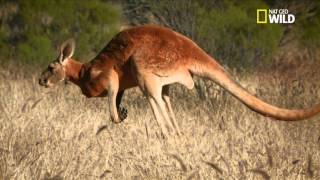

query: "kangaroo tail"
(189, 56), (320, 121)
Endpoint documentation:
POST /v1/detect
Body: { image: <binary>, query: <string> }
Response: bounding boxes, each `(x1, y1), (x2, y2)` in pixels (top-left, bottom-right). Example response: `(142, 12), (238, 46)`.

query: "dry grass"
(0, 64), (320, 180)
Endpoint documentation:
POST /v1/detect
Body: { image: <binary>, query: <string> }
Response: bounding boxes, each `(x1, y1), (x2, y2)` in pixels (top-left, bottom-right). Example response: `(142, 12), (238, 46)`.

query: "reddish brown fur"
(60, 25), (200, 97)
(77, 26), (200, 94)
(40, 25), (320, 136)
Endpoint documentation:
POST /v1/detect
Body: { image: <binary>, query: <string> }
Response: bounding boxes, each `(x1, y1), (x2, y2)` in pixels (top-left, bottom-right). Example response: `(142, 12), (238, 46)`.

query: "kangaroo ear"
(59, 38), (75, 63)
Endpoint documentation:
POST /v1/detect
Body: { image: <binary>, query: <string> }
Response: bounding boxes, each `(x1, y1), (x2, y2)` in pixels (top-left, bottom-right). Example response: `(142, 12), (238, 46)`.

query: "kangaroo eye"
(48, 66), (54, 72)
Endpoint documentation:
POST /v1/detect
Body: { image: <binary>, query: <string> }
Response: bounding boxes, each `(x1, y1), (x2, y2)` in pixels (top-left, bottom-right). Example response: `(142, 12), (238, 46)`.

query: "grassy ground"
(0, 63), (319, 180)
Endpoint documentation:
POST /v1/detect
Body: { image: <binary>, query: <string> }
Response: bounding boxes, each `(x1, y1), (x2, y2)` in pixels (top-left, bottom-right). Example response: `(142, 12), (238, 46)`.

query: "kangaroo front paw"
(118, 107), (128, 121)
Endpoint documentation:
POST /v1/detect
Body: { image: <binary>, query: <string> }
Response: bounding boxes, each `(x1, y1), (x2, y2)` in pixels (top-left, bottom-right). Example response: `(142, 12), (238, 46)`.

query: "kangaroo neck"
(63, 58), (84, 86)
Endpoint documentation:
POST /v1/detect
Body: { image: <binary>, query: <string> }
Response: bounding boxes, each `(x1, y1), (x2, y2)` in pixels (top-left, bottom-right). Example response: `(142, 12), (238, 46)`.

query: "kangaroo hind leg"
(162, 85), (182, 136)
(138, 74), (176, 137)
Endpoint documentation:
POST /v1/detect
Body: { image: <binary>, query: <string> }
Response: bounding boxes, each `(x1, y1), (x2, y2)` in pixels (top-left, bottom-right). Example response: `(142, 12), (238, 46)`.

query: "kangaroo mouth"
(39, 83), (50, 88)
(39, 79), (51, 88)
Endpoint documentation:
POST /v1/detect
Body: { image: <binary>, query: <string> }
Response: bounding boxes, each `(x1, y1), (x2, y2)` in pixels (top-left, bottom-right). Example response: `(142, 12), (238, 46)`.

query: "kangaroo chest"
(79, 67), (108, 98)
(80, 81), (107, 98)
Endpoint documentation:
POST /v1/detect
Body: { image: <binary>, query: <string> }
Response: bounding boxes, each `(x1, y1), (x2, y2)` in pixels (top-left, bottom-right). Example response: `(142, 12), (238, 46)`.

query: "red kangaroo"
(39, 25), (320, 136)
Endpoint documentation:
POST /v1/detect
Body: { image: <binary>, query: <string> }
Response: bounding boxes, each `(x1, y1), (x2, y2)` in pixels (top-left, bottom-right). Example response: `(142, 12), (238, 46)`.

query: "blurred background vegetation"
(0, 0), (319, 69)
(0, 0), (121, 65)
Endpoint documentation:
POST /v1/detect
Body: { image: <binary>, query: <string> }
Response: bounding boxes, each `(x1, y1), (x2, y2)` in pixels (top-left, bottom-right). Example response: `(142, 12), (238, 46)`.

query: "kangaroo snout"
(39, 77), (47, 87)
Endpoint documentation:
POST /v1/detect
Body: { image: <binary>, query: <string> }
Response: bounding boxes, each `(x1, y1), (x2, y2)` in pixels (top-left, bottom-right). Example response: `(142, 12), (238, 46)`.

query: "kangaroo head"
(39, 39), (75, 87)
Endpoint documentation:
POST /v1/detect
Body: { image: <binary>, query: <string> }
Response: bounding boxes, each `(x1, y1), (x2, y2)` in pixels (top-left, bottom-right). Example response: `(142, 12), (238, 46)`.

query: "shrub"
(293, 1), (320, 58)
(0, 0), (121, 65)
(195, 0), (283, 68)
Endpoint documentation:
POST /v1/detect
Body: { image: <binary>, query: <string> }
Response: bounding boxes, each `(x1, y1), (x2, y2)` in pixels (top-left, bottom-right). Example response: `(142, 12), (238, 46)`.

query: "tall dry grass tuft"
(0, 63), (320, 179)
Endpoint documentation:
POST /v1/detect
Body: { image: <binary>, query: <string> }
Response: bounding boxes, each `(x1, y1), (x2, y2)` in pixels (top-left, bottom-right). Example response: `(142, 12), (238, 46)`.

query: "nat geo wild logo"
(257, 9), (295, 24)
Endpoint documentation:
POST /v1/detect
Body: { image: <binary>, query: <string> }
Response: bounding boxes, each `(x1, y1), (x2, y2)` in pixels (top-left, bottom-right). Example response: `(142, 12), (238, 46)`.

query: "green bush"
(1, 0), (121, 65)
(195, 0), (283, 68)
(0, 29), (11, 61)
(294, 1), (320, 55)
(17, 35), (53, 64)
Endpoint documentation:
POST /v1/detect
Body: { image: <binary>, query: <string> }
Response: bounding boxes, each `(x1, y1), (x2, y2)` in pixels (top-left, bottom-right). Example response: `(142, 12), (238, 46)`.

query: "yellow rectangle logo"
(257, 9), (267, 23)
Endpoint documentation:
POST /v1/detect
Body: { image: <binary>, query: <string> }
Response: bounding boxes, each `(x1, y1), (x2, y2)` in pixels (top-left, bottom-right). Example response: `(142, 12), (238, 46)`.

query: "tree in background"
(293, 1), (320, 60)
(0, 0), (121, 65)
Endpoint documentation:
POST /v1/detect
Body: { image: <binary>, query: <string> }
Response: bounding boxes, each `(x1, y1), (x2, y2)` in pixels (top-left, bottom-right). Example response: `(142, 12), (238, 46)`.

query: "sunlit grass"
(0, 64), (319, 179)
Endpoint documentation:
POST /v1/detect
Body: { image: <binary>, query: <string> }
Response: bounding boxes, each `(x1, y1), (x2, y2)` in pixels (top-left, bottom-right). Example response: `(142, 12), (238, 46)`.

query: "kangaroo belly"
(159, 70), (194, 89)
